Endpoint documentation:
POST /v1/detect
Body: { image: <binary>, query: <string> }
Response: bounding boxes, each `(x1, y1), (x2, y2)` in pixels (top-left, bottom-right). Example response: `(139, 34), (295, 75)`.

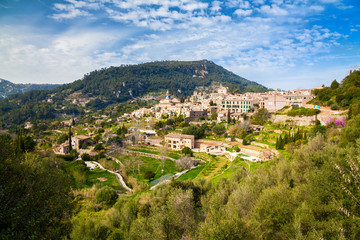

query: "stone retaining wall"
(270, 114), (347, 126)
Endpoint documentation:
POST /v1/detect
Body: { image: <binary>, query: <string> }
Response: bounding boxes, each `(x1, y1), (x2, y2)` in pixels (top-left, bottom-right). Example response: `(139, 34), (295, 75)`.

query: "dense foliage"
(66, 117), (360, 239)
(59, 60), (266, 100)
(312, 69), (360, 118)
(0, 134), (73, 239)
(286, 107), (320, 116)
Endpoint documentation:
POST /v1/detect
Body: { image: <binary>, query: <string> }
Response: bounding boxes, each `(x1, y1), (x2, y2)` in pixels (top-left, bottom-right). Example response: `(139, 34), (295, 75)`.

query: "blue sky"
(0, 0), (359, 90)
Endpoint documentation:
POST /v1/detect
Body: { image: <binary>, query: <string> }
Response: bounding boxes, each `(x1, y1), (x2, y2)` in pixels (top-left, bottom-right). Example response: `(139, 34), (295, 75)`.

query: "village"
(54, 86), (319, 157)
(45, 85), (348, 192)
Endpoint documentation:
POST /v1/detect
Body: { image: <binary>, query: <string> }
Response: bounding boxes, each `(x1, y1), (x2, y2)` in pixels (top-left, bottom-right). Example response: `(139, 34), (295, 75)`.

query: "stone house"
(164, 133), (195, 150)
(55, 140), (70, 154)
(71, 135), (92, 150)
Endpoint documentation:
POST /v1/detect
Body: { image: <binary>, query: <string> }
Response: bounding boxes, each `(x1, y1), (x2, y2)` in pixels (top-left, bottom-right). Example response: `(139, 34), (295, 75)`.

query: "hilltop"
(0, 60), (267, 125)
(311, 69), (360, 118)
(0, 78), (60, 99)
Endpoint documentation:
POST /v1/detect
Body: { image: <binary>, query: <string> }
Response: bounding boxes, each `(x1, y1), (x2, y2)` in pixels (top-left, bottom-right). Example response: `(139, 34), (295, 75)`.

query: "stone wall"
(270, 114), (347, 126)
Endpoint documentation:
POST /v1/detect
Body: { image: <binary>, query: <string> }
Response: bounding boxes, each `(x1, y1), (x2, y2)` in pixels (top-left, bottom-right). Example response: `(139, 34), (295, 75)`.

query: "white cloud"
(0, 0), (354, 90)
(309, 5), (325, 11)
(211, 1), (222, 13)
(180, 2), (208, 12)
(234, 9), (253, 16)
(259, 5), (288, 16)
(52, 3), (90, 20)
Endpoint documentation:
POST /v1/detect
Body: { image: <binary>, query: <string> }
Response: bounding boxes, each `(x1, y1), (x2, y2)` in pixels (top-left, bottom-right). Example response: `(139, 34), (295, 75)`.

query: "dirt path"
(90, 161), (132, 192)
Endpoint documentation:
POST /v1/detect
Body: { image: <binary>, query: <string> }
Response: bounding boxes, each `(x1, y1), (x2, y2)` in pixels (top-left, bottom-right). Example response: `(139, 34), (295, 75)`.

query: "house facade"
(71, 135), (92, 150)
(164, 133), (195, 150)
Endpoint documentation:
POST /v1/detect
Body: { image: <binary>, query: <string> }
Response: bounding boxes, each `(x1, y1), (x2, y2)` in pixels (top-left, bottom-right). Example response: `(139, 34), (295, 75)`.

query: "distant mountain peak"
(0, 79), (60, 100)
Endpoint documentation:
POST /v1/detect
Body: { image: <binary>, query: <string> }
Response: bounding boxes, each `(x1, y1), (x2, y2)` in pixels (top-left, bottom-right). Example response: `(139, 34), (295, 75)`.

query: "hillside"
(0, 78), (60, 99)
(56, 60), (266, 104)
(311, 69), (360, 118)
(0, 60), (267, 125)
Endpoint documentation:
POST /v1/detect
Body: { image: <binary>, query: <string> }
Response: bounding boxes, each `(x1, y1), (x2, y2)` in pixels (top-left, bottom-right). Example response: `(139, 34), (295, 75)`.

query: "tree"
(210, 112), (218, 120)
(182, 146), (193, 156)
(144, 171), (156, 180)
(107, 136), (123, 147)
(57, 133), (69, 144)
(212, 124), (226, 136)
(69, 126), (72, 152)
(182, 125), (204, 139)
(0, 138), (73, 239)
(330, 79), (340, 89)
(95, 186), (118, 205)
(227, 110), (231, 124)
(81, 153), (91, 161)
(251, 108), (270, 125)
(94, 143), (105, 151)
(93, 134), (102, 144)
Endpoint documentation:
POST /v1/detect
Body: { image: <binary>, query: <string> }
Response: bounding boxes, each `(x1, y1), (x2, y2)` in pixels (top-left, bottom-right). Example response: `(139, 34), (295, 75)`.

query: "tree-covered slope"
(311, 69), (360, 118)
(0, 78), (60, 99)
(0, 60), (267, 125)
(56, 60), (266, 101)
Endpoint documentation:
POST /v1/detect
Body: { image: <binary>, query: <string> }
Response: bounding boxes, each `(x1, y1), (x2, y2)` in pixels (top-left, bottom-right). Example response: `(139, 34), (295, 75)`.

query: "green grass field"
(116, 154), (179, 183)
(86, 168), (125, 191)
(177, 164), (206, 181)
(64, 160), (125, 192)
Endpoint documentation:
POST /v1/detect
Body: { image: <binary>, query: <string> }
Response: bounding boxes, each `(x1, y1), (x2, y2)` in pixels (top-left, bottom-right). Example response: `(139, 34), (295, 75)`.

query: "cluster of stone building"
(54, 135), (92, 155)
(129, 86), (315, 122)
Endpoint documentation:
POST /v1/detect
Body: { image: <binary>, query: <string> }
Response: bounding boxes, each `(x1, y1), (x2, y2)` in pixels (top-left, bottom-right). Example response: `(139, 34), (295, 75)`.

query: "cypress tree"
(69, 126), (72, 152)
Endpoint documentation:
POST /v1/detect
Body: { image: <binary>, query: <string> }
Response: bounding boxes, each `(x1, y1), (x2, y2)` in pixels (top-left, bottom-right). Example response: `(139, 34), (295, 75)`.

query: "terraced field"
(196, 154), (230, 180)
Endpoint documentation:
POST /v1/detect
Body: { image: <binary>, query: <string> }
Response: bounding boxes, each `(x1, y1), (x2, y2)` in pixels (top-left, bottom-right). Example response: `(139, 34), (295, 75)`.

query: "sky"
(0, 0), (359, 90)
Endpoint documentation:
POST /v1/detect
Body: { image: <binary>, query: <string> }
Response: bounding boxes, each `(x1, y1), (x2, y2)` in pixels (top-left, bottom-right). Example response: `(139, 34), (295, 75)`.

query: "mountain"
(0, 78), (60, 100)
(0, 60), (267, 125)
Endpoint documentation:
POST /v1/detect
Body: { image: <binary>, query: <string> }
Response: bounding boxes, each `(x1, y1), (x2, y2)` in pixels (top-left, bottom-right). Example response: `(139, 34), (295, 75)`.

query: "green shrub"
(94, 144), (105, 151)
(331, 104), (339, 110)
(81, 153), (91, 161)
(95, 186), (118, 205)
(181, 146), (193, 156)
(286, 107), (320, 116)
(144, 171), (156, 180)
(233, 146), (240, 152)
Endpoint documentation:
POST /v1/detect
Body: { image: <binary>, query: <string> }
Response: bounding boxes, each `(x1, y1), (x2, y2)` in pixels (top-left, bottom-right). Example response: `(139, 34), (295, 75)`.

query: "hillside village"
(2, 0), (360, 236)
(43, 84), (347, 194)
(3, 69), (359, 239)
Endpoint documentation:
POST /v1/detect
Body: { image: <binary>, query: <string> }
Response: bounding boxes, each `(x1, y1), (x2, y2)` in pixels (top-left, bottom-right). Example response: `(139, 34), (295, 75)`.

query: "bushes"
(81, 153), (92, 161)
(330, 104), (339, 110)
(286, 107), (320, 116)
(181, 146), (193, 156)
(144, 171), (156, 180)
(233, 146), (240, 152)
(95, 186), (118, 205)
(251, 108), (270, 125)
(94, 144), (105, 151)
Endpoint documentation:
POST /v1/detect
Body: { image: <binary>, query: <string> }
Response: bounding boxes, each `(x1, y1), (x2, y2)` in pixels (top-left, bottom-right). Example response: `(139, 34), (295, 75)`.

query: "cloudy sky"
(0, 0), (359, 89)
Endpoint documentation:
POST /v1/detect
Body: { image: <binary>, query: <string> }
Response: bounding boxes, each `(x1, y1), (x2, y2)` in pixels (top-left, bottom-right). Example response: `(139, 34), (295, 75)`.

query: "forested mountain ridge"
(0, 60), (267, 125)
(55, 60), (266, 101)
(311, 69), (360, 118)
(0, 78), (60, 99)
